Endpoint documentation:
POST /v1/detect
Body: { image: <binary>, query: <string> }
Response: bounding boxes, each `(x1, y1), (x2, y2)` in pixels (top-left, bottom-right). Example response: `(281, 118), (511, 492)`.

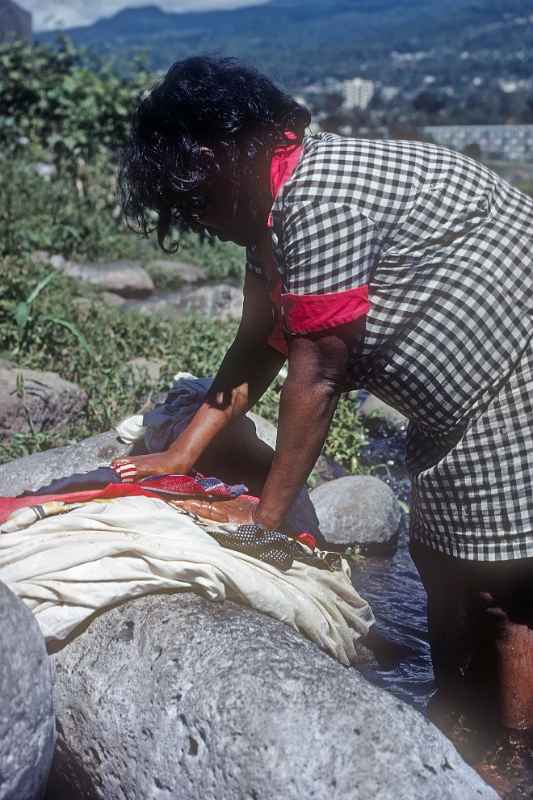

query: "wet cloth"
(0, 472), (249, 526)
(0, 494), (374, 664)
(247, 131), (533, 560)
(25, 470), (247, 500)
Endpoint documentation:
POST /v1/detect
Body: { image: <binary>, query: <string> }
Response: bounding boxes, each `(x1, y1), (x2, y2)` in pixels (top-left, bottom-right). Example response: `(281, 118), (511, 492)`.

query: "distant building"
(342, 78), (375, 111)
(424, 124), (533, 161)
(0, 0), (32, 43)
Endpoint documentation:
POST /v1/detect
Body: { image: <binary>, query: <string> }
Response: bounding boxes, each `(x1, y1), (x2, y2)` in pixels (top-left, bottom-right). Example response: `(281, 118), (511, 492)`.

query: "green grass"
(0, 256), (366, 471)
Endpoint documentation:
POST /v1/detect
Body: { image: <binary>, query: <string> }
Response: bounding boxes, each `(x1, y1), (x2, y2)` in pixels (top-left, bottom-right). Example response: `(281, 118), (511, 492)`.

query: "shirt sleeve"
(276, 201), (380, 334)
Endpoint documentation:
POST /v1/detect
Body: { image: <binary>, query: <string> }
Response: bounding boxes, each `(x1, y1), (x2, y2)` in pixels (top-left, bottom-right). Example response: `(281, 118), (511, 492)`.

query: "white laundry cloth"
(0, 495), (374, 665)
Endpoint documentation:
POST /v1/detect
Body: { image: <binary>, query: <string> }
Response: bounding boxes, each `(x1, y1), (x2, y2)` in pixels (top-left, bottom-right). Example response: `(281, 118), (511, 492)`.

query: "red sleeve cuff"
(281, 285), (369, 334)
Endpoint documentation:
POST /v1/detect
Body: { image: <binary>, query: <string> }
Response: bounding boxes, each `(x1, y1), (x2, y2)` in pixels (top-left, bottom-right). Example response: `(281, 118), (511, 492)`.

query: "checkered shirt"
(247, 132), (533, 561)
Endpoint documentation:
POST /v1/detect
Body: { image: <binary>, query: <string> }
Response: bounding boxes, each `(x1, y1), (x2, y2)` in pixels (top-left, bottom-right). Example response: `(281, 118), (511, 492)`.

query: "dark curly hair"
(119, 56), (311, 251)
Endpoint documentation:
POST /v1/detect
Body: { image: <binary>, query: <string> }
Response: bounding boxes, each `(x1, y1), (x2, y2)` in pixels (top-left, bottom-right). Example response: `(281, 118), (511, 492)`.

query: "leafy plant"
(7, 268), (91, 357)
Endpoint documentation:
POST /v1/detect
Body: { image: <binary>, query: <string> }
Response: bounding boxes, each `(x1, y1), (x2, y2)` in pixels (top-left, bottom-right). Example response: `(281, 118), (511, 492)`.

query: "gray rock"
(124, 284), (243, 320)
(71, 297), (93, 321)
(124, 357), (163, 385)
(49, 257), (154, 299)
(148, 259), (206, 285)
(0, 431), (130, 496)
(310, 475), (402, 555)
(175, 284), (243, 319)
(0, 582), (55, 800)
(0, 362), (87, 438)
(359, 393), (408, 430)
(47, 593), (497, 800)
(247, 410), (276, 449)
(100, 291), (127, 308)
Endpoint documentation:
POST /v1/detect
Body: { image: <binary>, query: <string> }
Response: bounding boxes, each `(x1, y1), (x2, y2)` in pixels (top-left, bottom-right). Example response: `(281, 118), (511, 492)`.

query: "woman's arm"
(253, 319), (363, 530)
(113, 272), (285, 479)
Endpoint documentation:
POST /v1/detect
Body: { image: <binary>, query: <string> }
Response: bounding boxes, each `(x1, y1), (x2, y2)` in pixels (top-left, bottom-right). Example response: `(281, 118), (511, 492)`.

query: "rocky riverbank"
(0, 409), (497, 799)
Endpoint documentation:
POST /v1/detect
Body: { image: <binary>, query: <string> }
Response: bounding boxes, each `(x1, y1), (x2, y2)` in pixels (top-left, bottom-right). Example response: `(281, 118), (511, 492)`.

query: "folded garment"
(0, 495), (374, 665)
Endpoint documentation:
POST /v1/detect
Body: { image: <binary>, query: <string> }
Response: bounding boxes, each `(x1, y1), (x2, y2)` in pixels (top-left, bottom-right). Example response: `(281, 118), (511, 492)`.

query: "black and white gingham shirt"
(248, 132), (533, 561)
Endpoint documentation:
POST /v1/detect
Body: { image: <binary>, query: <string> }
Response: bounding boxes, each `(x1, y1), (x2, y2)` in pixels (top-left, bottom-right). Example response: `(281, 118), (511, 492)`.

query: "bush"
(0, 38), (148, 165)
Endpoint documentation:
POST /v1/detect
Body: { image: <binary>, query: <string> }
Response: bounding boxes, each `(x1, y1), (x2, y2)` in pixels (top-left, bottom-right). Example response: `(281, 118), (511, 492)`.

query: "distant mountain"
(36, 0), (533, 90)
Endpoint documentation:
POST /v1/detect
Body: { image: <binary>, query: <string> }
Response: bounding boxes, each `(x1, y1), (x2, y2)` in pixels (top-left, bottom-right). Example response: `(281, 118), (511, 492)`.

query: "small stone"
(0, 581), (55, 800)
(101, 291), (127, 307)
(72, 297), (93, 321)
(125, 357), (163, 385)
(0, 363), (87, 439)
(310, 475), (402, 555)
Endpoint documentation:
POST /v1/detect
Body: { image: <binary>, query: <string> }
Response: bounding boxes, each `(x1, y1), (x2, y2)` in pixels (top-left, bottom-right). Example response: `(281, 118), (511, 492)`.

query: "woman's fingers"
(112, 459), (139, 482)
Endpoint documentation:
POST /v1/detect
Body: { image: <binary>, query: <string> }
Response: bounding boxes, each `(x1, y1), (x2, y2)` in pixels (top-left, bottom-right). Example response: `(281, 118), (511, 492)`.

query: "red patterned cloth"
(0, 474), (253, 526)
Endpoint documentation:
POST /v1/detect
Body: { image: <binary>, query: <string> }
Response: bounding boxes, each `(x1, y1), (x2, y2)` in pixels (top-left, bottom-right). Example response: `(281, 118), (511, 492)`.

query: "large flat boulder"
(0, 582), (55, 800)
(46, 592), (497, 800)
(311, 475), (403, 555)
(0, 362), (87, 438)
(0, 432), (130, 496)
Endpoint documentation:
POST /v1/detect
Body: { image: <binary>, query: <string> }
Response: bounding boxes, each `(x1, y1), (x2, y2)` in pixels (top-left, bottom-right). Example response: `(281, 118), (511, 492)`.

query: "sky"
(18, 0), (267, 31)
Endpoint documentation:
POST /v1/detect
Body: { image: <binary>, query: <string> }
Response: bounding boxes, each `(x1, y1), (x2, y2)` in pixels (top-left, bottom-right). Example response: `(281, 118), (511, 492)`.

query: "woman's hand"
(170, 495), (258, 524)
(111, 452), (185, 482)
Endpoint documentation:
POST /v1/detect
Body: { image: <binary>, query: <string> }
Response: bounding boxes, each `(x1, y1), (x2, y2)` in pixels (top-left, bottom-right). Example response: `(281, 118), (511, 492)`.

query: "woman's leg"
(411, 541), (533, 730)
(410, 542), (481, 702)
(470, 559), (533, 731)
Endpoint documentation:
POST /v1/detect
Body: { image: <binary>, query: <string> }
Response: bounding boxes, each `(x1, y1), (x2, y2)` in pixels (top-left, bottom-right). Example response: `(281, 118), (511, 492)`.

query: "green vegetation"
(0, 259), (366, 474)
(0, 40), (366, 474)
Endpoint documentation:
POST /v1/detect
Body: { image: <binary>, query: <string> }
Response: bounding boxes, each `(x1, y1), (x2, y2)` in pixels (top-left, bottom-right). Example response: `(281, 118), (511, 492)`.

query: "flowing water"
(353, 417), (533, 798)
(353, 417), (434, 711)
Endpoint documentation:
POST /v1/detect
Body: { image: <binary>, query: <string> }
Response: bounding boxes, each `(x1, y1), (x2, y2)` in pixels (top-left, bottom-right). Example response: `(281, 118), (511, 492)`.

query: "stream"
(353, 415), (533, 799)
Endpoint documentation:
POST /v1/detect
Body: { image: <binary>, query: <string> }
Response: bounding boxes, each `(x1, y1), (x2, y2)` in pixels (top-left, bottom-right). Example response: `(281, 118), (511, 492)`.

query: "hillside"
(36, 0), (533, 90)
